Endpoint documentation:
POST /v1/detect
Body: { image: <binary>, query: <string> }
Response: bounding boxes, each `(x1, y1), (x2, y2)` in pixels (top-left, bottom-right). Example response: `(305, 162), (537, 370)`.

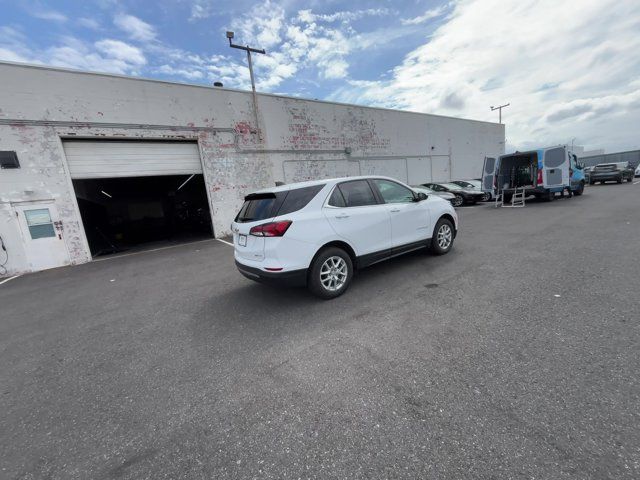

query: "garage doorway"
(63, 140), (213, 257)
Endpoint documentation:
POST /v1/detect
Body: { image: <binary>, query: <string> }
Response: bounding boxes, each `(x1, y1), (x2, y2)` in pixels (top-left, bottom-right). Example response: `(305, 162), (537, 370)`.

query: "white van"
(482, 146), (585, 201)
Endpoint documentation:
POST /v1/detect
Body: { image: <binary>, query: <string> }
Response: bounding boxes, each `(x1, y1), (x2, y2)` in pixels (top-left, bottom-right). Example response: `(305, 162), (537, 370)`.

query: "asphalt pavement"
(1, 182), (639, 479)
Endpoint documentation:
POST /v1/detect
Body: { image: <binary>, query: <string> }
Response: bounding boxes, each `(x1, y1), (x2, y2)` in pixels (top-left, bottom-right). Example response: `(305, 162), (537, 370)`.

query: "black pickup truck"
(589, 162), (634, 184)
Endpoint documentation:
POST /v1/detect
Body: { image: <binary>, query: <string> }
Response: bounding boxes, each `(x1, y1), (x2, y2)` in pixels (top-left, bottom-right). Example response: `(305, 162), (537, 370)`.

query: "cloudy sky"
(1, 0), (639, 153)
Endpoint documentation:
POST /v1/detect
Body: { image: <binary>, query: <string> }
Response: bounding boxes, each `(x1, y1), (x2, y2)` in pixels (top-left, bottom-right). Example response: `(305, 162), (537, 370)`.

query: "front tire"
(308, 247), (353, 299)
(431, 218), (455, 255)
(574, 182), (584, 196)
(451, 195), (463, 207)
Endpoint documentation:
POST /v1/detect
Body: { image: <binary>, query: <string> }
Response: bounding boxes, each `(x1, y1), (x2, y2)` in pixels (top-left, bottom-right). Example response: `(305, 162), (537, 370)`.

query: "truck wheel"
(617, 176), (622, 184)
(627, 177), (633, 183)
(574, 182), (584, 196)
(308, 247), (353, 299)
(543, 191), (554, 201)
(431, 218), (455, 255)
(589, 180), (594, 185)
(503, 193), (513, 203)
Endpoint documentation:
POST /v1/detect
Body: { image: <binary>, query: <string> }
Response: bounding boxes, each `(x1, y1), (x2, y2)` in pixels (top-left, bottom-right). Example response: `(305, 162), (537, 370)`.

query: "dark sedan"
(421, 182), (486, 205)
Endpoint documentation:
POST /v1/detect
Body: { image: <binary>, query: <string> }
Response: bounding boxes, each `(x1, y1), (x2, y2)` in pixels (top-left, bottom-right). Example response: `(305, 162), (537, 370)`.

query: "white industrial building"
(0, 62), (504, 275)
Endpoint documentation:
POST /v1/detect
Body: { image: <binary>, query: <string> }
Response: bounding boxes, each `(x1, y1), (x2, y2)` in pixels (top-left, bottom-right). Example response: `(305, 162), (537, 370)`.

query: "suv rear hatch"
(233, 193), (282, 262)
(232, 184), (325, 262)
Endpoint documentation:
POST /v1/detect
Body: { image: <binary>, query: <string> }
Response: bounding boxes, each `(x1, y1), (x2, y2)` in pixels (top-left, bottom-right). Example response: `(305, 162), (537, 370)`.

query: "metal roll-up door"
(63, 141), (202, 179)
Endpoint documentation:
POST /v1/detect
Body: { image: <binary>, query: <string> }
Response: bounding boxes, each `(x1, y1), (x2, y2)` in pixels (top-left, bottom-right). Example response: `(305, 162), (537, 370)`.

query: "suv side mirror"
(414, 192), (428, 201)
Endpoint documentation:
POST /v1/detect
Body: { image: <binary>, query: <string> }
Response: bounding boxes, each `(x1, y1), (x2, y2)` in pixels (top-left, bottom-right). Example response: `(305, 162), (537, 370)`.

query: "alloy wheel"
(437, 224), (453, 249)
(320, 256), (348, 291)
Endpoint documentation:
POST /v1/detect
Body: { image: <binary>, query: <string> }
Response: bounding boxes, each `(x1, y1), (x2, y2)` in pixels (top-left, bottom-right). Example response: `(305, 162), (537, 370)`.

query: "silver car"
(412, 186), (463, 207)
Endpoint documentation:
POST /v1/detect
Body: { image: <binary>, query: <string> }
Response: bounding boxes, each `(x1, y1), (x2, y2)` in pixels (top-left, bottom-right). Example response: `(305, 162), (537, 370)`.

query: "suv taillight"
(537, 170), (543, 185)
(250, 220), (292, 237)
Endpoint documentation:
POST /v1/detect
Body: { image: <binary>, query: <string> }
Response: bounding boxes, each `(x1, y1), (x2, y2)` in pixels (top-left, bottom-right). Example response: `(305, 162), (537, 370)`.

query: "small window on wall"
(24, 209), (56, 239)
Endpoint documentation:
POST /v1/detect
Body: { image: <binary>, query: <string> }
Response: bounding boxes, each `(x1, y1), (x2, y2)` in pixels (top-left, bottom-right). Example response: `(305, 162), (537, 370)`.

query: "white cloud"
(189, 0), (215, 20)
(95, 39), (146, 65)
(0, 47), (31, 63)
(0, 28), (147, 75)
(114, 14), (156, 42)
(156, 64), (204, 80)
(78, 17), (101, 30)
(329, 0), (640, 152)
(401, 4), (449, 25)
(230, 1), (285, 49)
(31, 8), (67, 22)
(298, 8), (391, 24)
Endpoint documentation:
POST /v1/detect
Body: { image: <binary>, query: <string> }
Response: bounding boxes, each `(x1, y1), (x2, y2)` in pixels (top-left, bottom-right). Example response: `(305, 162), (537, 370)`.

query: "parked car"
(584, 166), (594, 183)
(232, 176), (458, 299)
(636, 164), (640, 177)
(412, 185), (463, 207)
(451, 179), (491, 201)
(589, 162), (634, 184)
(420, 182), (486, 205)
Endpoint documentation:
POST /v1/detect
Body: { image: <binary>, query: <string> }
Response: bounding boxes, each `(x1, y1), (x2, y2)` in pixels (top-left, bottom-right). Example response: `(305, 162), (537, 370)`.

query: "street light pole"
(490, 103), (510, 124)
(226, 31), (265, 140)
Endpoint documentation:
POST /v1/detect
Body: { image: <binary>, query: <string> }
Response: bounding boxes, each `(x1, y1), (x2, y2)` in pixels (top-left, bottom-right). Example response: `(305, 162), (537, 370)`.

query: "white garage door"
(63, 141), (202, 179)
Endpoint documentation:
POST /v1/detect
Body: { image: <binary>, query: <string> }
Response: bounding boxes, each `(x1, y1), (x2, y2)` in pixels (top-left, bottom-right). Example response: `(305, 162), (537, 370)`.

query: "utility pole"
(490, 103), (510, 124)
(226, 31), (265, 141)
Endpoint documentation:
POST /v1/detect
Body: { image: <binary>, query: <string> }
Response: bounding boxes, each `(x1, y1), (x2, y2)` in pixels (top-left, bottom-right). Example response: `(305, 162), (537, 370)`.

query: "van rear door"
(542, 147), (569, 188)
(482, 156), (497, 193)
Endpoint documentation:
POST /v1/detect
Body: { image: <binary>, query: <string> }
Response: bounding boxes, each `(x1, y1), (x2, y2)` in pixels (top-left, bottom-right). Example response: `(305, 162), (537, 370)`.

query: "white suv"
(232, 176), (458, 299)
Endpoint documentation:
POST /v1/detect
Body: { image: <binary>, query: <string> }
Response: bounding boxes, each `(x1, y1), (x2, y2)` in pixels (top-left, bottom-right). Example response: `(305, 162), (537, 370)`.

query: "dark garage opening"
(73, 174), (212, 257)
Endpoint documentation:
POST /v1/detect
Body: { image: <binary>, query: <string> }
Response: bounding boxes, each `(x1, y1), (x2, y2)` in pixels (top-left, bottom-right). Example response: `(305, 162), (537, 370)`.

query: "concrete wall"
(0, 62), (504, 275)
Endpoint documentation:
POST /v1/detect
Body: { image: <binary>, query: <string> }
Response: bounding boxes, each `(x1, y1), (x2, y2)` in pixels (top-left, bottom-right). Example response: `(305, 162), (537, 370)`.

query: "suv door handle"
(390, 208), (401, 213)
(335, 214), (350, 219)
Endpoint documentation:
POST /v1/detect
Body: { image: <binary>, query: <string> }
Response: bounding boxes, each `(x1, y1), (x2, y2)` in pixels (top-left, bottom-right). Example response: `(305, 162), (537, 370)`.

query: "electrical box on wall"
(0, 151), (20, 169)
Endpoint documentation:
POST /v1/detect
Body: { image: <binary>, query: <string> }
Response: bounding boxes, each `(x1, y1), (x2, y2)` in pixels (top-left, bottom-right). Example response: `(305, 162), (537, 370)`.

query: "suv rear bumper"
(590, 172), (621, 181)
(235, 260), (307, 287)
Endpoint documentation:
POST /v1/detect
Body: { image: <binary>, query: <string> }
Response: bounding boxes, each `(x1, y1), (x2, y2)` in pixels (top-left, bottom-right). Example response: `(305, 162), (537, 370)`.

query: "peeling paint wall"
(0, 63), (504, 275)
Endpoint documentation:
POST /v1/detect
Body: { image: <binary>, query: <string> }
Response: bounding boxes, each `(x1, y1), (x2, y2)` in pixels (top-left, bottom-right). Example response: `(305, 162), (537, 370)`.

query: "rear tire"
(308, 247), (353, 299)
(430, 218), (455, 255)
(574, 182), (584, 196)
(451, 195), (463, 207)
(503, 193), (513, 203)
(617, 177), (622, 184)
(627, 177), (632, 183)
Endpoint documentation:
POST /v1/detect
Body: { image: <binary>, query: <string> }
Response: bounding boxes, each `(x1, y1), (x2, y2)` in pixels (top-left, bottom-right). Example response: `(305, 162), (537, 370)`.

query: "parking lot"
(1, 182), (638, 479)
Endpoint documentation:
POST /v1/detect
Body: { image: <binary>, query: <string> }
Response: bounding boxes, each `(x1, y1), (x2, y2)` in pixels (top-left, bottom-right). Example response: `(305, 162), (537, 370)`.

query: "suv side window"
(276, 185), (324, 216)
(327, 186), (346, 207)
(337, 180), (378, 207)
(372, 179), (415, 203)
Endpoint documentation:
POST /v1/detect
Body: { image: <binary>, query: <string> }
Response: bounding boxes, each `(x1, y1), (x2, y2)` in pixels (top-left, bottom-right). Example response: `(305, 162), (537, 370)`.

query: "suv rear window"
(235, 184), (324, 222)
(235, 193), (279, 223)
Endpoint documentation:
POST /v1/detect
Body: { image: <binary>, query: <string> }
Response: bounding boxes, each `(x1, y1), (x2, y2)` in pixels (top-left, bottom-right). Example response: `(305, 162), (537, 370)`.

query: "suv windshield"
(442, 183), (463, 190)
